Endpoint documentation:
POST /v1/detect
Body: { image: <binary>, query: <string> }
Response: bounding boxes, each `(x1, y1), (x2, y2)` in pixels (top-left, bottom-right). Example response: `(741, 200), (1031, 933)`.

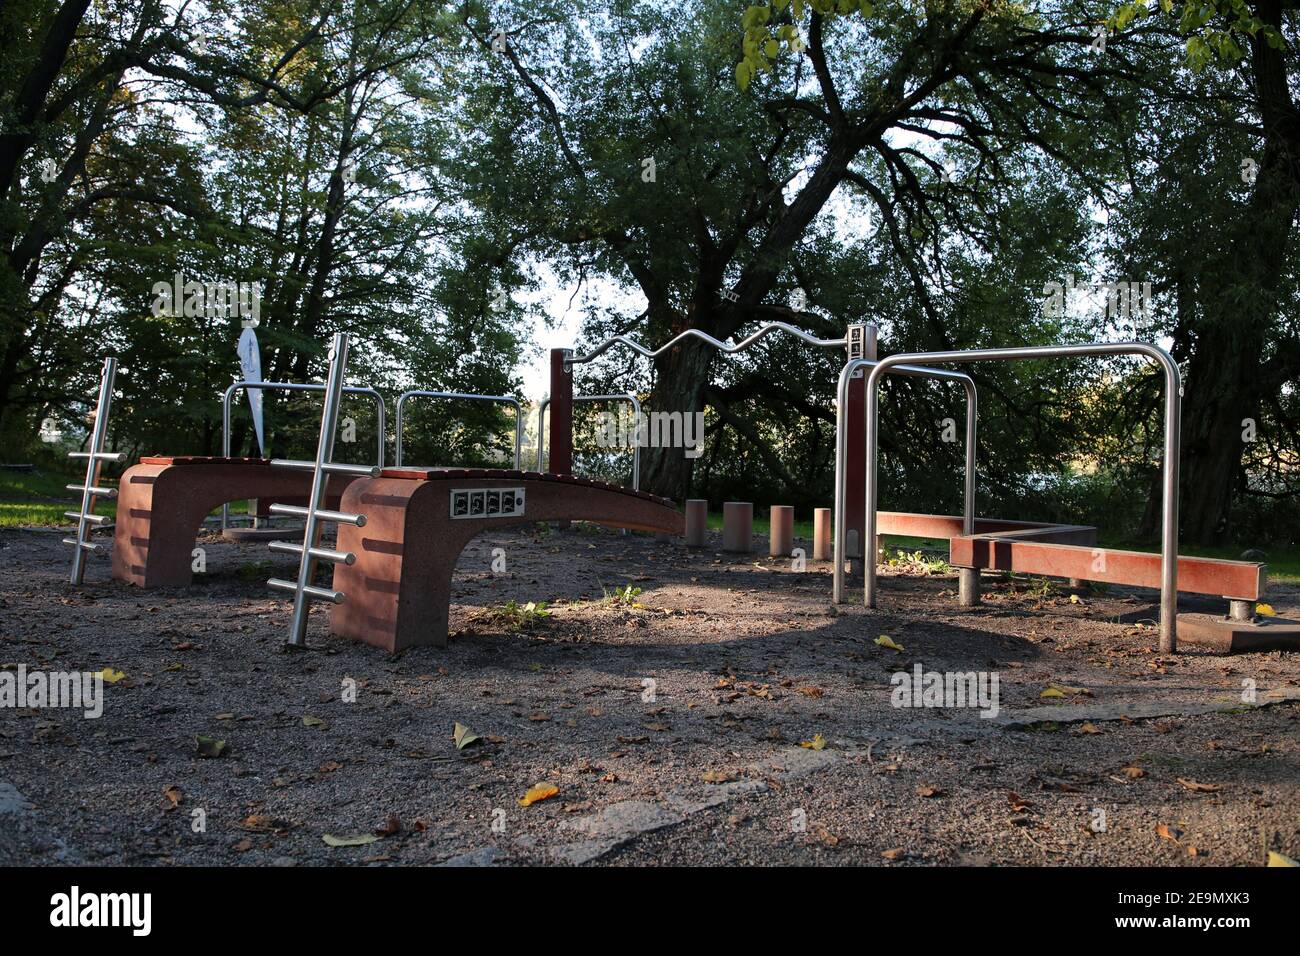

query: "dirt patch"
(1, 523), (1297, 866)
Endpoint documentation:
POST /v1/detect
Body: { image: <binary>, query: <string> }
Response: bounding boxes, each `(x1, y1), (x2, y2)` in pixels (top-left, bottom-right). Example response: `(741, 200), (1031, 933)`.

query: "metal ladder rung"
(62, 538), (99, 551)
(267, 578), (344, 603)
(65, 511), (111, 525)
(66, 484), (117, 497)
(268, 503), (366, 526)
(270, 458), (380, 477)
(69, 451), (127, 462)
(268, 541), (356, 565)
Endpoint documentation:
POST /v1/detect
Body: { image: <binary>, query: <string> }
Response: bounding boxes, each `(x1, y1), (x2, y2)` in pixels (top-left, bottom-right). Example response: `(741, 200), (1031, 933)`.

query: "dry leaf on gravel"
(452, 723), (481, 750)
(1176, 778), (1222, 793)
(322, 833), (381, 847)
(518, 783), (560, 807)
(799, 734), (827, 751)
(1156, 823), (1184, 844)
(874, 635), (905, 652)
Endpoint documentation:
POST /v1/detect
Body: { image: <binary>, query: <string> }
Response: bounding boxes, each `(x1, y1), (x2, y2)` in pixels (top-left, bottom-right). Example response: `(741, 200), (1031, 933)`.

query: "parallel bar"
(833, 360), (978, 603)
(62, 538), (98, 550)
(267, 578), (345, 604)
(393, 390), (524, 469)
(268, 503), (366, 527)
(64, 511), (110, 525)
(857, 343), (1182, 653)
(268, 540), (356, 566)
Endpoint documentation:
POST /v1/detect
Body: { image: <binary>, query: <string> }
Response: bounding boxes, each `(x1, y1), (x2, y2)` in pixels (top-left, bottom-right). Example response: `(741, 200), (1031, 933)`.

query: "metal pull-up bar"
(832, 358), (978, 604)
(855, 342), (1182, 653)
(393, 390), (524, 469)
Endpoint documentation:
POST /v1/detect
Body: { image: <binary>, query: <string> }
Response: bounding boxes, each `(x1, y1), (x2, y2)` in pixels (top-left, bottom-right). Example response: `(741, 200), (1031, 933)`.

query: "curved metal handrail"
(567, 320), (847, 367)
(536, 394), (642, 491)
(394, 390), (523, 469)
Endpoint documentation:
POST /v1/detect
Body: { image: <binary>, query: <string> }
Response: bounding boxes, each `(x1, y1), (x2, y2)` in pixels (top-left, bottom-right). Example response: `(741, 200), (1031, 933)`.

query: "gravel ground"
(0, 522), (1297, 867)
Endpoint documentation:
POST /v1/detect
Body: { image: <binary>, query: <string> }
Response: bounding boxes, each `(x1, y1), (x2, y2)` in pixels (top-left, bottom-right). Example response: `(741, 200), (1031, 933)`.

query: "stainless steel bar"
(69, 357), (118, 584)
(66, 484), (117, 497)
(535, 394), (642, 491)
(268, 503), (367, 527)
(855, 343), (1181, 653)
(222, 379), (386, 531)
(832, 359), (978, 603)
(62, 538), (98, 550)
(567, 320), (847, 367)
(393, 390), (523, 468)
(268, 578), (345, 604)
(64, 511), (111, 524)
(68, 451), (127, 461)
(268, 541), (356, 565)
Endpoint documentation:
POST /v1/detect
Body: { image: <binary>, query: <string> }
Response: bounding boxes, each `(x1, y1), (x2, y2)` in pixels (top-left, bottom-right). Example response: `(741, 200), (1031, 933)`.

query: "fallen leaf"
(916, 784), (944, 798)
(162, 785), (183, 809)
(799, 734), (827, 751)
(1121, 764), (1145, 779)
(319, 761), (344, 773)
(1041, 682), (1092, 698)
(322, 833), (381, 847)
(1256, 603), (1276, 617)
(195, 735), (227, 758)
(1267, 850), (1299, 867)
(881, 848), (906, 861)
(95, 668), (126, 684)
(1079, 723), (1101, 735)
(518, 783), (560, 807)
(1176, 777), (1222, 793)
(374, 814), (401, 837)
(452, 722), (481, 750)
(1156, 823), (1183, 844)
(702, 770), (737, 784)
(302, 715), (328, 730)
(874, 635), (905, 652)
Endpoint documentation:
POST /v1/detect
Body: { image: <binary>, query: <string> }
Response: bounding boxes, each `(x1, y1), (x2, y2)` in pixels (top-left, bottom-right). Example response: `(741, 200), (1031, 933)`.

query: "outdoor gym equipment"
(221, 379), (386, 532)
(263, 332), (381, 647)
(65, 357), (126, 583)
(848, 342), (1183, 652)
(394, 390), (524, 469)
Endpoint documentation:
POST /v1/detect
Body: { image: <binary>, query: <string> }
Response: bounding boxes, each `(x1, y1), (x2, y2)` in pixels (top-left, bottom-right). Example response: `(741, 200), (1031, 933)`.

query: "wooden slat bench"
(330, 468), (683, 652)
(112, 457), (356, 588)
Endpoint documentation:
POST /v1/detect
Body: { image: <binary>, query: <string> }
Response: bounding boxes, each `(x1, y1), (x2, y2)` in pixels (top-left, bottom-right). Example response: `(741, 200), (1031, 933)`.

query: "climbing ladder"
(65, 357), (126, 584)
(266, 332), (380, 646)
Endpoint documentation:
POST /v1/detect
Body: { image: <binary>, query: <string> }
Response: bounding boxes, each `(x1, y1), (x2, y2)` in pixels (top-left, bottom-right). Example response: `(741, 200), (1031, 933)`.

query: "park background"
(2, 0), (1298, 574)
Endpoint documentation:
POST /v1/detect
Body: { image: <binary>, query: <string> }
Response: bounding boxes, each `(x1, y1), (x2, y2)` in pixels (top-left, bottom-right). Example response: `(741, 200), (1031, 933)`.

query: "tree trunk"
(641, 335), (716, 499)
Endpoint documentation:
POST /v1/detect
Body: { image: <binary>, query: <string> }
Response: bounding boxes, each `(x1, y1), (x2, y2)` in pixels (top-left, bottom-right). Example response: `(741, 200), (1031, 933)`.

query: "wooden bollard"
(722, 502), (753, 553)
(685, 499), (708, 547)
(769, 506), (793, 557)
(813, 507), (831, 561)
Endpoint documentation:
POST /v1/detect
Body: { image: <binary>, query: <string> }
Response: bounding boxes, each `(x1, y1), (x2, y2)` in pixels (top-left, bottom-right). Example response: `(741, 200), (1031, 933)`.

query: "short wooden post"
(685, 499), (708, 547)
(722, 501), (753, 553)
(769, 505), (793, 557)
(813, 507), (831, 561)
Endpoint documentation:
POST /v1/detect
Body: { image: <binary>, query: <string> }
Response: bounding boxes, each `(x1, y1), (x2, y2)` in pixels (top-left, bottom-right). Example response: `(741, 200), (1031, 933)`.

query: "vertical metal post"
(67, 357), (125, 584)
(844, 324), (875, 562)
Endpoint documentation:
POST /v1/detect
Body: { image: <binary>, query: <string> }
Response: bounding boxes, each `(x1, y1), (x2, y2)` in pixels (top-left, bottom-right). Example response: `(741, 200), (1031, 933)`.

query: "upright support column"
(959, 568), (980, 607)
(769, 505), (794, 557)
(844, 323), (876, 561)
(722, 502), (753, 553)
(548, 348), (574, 476)
(812, 507), (832, 561)
(685, 499), (708, 547)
